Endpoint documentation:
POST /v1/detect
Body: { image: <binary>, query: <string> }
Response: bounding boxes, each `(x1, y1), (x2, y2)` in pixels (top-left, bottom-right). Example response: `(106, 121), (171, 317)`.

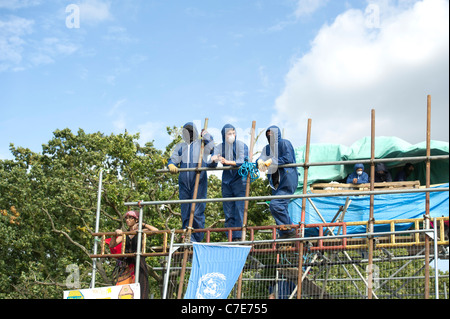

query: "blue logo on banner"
(184, 243), (251, 299)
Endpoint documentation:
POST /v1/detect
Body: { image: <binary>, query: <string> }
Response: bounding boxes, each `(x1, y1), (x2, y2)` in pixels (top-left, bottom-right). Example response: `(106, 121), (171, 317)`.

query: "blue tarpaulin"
(288, 183), (449, 236)
(184, 243), (251, 299)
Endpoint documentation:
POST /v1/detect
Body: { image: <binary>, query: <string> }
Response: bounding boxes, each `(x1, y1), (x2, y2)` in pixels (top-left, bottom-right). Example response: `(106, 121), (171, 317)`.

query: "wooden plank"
(311, 181), (420, 193)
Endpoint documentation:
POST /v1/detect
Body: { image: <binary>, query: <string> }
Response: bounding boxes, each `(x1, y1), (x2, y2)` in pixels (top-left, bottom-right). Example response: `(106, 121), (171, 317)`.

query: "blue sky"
(0, 0), (448, 160)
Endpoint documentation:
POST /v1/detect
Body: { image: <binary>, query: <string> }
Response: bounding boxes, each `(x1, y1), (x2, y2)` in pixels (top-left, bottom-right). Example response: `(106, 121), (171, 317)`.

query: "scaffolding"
(89, 95), (449, 299)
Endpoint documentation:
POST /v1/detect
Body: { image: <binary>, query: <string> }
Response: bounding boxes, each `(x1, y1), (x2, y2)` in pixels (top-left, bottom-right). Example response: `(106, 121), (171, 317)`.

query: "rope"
(238, 156), (260, 183)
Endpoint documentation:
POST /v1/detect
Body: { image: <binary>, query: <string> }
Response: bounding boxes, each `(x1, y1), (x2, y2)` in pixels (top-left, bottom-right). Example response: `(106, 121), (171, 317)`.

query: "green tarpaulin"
(294, 136), (449, 192)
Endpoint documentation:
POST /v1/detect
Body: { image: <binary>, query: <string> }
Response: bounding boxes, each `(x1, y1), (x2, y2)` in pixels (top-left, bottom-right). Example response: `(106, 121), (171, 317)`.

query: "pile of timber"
(310, 181), (420, 193)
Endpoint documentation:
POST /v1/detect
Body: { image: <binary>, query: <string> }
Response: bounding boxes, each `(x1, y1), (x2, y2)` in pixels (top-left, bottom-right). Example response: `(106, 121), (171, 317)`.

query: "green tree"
(0, 128), (177, 298)
(0, 127), (272, 299)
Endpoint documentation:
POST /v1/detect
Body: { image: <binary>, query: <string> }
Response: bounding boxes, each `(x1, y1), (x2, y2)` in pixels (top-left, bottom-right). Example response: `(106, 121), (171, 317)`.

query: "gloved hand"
(168, 164), (179, 174)
(257, 159), (267, 172)
(211, 154), (221, 163)
(264, 159), (272, 167)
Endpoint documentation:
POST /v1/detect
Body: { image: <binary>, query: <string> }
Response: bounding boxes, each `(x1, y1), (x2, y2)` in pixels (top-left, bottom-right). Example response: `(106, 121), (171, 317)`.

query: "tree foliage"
(0, 127), (270, 298)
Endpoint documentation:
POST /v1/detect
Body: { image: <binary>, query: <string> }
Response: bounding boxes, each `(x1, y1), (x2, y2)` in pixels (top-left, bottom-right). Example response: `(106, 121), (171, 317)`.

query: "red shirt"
(105, 237), (122, 254)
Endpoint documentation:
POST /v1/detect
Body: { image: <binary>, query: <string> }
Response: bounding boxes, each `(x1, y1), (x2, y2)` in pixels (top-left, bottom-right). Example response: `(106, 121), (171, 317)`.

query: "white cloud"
(0, 0), (41, 10)
(0, 16), (34, 71)
(103, 26), (137, 43)
(294, 0), (329, 18)
(258, 65), (270, 88)
(78, 0), (112, 25)
(268, 0), (328, 31)
(272, 0), (449, 147)
(0, 13), (79, 71)
(212, 90), (247, 109)
(29, 37), (78, 66)
(108, 99), (127, 132)
(108, 98), (126, 115)
(136, 121), (166, 145)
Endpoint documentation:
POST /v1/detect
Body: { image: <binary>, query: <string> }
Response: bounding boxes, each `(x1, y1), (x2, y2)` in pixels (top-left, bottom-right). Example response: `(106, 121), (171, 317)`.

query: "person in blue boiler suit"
(167, 122), (215, 242)
(346, 163), (369, 184)
(210, 124), (249, 241)
(375, 163), (392, 182)
(257, 125), (299, 239)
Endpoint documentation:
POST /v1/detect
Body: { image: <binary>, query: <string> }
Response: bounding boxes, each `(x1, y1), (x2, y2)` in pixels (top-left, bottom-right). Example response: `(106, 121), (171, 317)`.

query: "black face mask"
(266, 131), (273, 144)
(266, 130), (278, 151)
(184, 125), (194, 143)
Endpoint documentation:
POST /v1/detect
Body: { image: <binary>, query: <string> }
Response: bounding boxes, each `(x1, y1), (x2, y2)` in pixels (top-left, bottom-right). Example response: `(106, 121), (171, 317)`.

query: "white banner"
(63, 284), (140, 299)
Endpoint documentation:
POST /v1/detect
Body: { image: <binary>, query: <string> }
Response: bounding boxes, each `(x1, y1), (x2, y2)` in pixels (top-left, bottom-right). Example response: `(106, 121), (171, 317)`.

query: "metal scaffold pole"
(156, 156), (448, 173)
(424, 95), (432, 299)
(297, 118), (311, 299)
(368, 109), (376, 299)
(124, 186), (448, 208)
(90, 168), (103, 288)
(134, 204), (144, 285)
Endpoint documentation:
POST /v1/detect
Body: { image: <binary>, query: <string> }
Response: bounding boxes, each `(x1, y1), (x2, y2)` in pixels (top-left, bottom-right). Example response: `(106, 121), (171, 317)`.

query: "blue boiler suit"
(346, 163), (369, 184)
(375, 163), (392, 182)
(257, 125), (299, 237)
(211, 124), (249, 240)
(167, 122), (215, 242)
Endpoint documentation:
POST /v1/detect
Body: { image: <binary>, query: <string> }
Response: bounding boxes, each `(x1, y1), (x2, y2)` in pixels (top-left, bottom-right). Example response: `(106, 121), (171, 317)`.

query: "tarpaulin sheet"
(294, 137), (449, 191)
(288, 183), (449, 236)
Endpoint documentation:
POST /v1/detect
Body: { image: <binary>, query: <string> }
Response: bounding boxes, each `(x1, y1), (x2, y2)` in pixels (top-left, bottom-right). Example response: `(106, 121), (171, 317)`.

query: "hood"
(221, 124), (236, 143)
(266, 125), (281, 142)
(221, 124), (237, 160)
(354, 163), (365, 172)
(376, 163), (388, 173)
(266, 125), (282, 143)
(182, 122), (198, 144)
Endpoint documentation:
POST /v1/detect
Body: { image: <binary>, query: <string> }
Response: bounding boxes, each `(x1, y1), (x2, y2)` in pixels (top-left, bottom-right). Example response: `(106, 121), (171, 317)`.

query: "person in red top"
(105, 237), (122, 254)
(109, 210), (158, 299)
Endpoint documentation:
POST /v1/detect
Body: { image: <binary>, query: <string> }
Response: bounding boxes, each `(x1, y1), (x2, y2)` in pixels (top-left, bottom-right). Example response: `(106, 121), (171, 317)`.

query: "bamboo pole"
(236, 120), (256, 298)
(368, 109), (375, 299)
(177, 118), (209, 299)
(424, 95), (431, 299)
(297, 118), (312, 299)
(241, 121), (256, 242)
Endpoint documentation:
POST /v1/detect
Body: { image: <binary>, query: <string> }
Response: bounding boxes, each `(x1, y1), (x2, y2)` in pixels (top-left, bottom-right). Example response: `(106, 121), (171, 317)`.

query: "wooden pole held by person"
(177, 118), (209, 299)
(236, 120), (256, 298)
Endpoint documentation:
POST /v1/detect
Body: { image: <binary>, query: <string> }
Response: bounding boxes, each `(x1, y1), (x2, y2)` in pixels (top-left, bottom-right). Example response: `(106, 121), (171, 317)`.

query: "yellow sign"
(63, 284), (140, 299)
(66, 290), (84, 299)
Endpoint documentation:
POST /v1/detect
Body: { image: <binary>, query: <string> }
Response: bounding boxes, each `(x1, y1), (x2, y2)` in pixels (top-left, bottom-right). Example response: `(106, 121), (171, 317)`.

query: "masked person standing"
(210, 124), (249, 241)
(257, 125), (299, 239)
(167, 122), (215, 242)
